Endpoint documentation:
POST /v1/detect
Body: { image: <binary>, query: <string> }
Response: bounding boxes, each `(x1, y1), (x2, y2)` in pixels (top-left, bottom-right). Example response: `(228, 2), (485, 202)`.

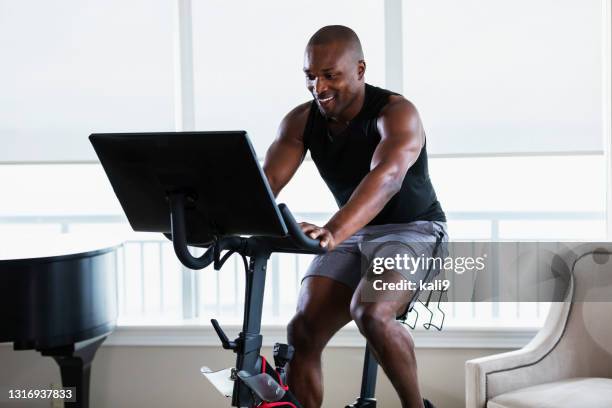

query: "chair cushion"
(487, 377), (612, 408)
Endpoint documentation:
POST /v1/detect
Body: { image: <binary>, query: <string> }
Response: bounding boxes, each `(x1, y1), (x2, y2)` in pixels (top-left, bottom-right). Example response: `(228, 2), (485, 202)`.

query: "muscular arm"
(322, 97), (425, 245)
(263, 103), (310, 197)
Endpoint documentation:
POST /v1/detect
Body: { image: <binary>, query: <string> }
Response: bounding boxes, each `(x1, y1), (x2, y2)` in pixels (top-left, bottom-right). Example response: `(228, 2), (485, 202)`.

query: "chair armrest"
(465, 300), (572, 408)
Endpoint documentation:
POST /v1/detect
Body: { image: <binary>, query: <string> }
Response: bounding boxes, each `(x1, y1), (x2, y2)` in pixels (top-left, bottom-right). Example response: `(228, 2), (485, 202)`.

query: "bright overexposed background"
(0, 0), (608, 328)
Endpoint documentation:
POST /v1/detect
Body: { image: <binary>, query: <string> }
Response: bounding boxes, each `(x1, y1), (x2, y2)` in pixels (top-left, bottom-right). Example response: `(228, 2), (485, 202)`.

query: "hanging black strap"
(397, 227), (446, 322)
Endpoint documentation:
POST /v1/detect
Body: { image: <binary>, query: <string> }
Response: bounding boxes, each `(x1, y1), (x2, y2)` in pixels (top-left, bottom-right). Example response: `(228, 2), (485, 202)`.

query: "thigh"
(293, 242), (362, 345)
(296, 275), (353, 333)
(354, 221), (448, 317)
(352, 268), (418, 319)
(301, 242), (364, 292)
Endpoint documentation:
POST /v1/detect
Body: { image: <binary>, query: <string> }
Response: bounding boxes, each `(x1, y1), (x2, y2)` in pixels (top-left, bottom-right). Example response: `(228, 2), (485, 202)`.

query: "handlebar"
(276, 204), (327, 255)
(168, 192), (217, 270)
(168, 194), (326, 270)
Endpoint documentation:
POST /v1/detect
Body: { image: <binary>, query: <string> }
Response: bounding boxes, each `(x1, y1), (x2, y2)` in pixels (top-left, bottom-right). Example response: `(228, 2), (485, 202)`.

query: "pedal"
(346, 397), (377, 407)
(273, 343), (294, 368)
(200, 366), (235, 398)
(236, 370), (286, 402)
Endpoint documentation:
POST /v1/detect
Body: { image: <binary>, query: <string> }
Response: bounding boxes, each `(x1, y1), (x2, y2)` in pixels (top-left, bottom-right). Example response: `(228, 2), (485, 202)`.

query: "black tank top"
(303, 83), (446, 225)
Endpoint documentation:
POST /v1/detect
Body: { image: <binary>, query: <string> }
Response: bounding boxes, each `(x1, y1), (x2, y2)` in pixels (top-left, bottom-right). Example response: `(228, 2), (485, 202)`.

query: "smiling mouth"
(317, 95), (335, 106)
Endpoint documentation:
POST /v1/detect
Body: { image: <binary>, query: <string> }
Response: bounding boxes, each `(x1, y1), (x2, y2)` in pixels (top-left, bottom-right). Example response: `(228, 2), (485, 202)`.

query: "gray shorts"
(302, 221), (448, 292)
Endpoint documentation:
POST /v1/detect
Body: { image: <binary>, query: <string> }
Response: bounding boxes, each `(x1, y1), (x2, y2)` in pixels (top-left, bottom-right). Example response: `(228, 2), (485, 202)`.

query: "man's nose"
(314, 77), (328, 96)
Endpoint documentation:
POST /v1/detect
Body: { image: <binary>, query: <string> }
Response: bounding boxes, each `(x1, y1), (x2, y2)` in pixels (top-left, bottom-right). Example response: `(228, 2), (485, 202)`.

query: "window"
(0, 1), (609, 332)
(0, 0), (176, 162)
(0, 155), (604, 327)
(402, 0), (604, 156)
(191, 0), (386, 154)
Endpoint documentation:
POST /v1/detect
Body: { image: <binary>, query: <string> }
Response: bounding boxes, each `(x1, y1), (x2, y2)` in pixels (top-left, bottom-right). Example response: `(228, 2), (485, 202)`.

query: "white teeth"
(319, 96), (334, 102)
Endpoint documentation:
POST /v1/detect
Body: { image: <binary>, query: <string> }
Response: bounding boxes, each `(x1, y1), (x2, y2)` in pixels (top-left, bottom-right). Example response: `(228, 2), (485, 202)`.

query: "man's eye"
(305, 74), (316, 81)
(325, 73), (336, 80)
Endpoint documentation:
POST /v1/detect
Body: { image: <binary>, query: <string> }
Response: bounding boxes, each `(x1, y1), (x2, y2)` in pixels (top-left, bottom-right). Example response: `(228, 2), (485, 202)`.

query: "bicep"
(371, 99), (423, 178)
(263, 137), (305, 195)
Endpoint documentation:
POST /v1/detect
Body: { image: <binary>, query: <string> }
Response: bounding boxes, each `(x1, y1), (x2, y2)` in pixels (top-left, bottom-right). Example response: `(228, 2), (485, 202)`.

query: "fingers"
(298, 222), (335, 249)
(309, 228), (332, 247)
(299, 222), (319, 235)
(318, 231), (332, 247)
(299, 222), (323, 238)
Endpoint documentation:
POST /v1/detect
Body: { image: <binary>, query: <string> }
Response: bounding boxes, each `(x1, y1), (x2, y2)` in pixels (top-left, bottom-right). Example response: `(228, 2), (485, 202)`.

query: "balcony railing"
(0, 211), (604, 327)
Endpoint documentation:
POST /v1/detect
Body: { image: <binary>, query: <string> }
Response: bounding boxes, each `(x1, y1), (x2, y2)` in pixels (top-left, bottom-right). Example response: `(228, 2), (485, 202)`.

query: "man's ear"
(357, 60), (366, 80)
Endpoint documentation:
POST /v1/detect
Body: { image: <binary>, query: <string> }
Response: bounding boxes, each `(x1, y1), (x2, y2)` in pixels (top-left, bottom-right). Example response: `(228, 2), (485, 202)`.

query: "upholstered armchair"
(465, 243), (612, 408)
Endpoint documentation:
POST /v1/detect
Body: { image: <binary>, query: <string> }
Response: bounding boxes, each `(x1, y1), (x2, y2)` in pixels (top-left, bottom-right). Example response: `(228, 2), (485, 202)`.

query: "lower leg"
(364, 319), (424, 408)
(286, 277), (353, 408)
(286, 345), (324, 408)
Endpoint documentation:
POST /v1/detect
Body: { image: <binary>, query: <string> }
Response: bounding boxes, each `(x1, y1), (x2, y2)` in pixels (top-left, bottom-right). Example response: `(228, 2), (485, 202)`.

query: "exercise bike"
(91, 130), (444, 408)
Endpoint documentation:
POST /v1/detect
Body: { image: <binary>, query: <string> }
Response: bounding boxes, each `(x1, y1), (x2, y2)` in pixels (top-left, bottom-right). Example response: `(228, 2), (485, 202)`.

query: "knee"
(287, 312), (324, 353)
(350, 302), (390, 339)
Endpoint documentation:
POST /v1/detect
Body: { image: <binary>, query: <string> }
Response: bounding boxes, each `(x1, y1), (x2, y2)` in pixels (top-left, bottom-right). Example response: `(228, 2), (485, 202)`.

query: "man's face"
(303, 42), (364, 120)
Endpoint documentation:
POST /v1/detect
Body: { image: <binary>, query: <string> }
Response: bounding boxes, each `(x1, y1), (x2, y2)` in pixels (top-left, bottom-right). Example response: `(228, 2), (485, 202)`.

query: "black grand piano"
(0, 233), (121, 407)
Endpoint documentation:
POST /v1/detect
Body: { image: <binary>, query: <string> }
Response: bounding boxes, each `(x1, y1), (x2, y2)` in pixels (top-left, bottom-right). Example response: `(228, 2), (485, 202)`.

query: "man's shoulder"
(278, 101), (313, 140)
(375, 94), (424, 142)
(378, 94), (419, 123)
(363, 83), (417, 121)
(284, 101), (312, 124)
(380, 94), (416, 115)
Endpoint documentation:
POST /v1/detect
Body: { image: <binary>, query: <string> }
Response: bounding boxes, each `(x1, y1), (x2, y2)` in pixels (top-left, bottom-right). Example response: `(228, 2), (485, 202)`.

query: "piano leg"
(40, 334), (109, 408)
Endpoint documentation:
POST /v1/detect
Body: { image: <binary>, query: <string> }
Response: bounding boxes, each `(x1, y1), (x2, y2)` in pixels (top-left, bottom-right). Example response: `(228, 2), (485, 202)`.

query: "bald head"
(303, 26), (366, 122)
(306, 25), (364, 62)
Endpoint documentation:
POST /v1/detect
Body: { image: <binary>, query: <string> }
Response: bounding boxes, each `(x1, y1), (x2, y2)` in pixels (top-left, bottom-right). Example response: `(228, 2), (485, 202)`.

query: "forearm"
(324, 168), (401, 244)
(263, 167), (281, 198)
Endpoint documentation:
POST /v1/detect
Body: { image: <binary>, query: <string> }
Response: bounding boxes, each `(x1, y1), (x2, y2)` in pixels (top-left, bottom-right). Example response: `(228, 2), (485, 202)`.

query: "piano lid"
(0, 233), (124, 263)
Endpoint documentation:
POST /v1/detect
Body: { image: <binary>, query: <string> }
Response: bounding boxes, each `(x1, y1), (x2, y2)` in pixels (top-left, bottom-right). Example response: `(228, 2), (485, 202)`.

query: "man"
(263, 25), (446, 408)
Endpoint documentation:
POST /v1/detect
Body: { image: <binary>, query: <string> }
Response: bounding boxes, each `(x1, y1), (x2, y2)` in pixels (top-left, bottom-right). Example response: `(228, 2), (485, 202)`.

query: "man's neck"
(331, 83), (366, 124)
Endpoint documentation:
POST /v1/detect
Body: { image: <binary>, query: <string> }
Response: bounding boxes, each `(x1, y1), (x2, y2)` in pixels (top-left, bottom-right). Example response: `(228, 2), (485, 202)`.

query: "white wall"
(0, 344), (514, 408)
